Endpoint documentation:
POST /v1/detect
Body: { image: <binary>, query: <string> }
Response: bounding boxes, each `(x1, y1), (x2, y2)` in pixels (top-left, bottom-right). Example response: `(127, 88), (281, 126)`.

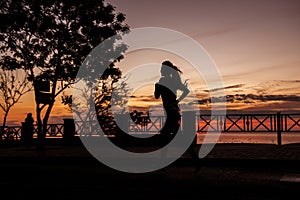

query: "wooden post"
(21, 122), (33, 145)
(276, 112), (282, 146)
(63, 118), (75, 144)
(21, 122), (26, 144)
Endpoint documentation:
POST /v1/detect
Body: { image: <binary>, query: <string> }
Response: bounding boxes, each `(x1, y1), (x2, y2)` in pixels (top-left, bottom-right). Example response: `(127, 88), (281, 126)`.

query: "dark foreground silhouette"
(0, 142), (299, 200)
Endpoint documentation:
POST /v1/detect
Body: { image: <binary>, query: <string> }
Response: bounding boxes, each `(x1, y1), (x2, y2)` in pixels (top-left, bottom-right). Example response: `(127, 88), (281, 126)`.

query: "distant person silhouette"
(154, 60), (190, 145)
(23, 113), (34, 145)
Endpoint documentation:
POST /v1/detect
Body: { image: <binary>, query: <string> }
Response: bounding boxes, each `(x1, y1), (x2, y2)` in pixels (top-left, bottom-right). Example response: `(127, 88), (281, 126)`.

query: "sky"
(2, 0), (300, 125)
(107, 0), (300, 113)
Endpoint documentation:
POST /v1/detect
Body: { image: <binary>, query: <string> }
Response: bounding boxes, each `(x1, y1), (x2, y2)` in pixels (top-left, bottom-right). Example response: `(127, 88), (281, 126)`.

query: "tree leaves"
(0, 0), (130, 138)
(1, 0), (129, 82)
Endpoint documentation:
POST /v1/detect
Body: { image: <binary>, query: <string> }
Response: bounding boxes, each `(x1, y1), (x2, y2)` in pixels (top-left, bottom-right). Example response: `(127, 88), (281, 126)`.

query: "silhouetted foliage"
(0, 0), (129, 146)
(130, 110), (151, 126)
(62, 76), (131, 135)
(0, 69), (32, 138)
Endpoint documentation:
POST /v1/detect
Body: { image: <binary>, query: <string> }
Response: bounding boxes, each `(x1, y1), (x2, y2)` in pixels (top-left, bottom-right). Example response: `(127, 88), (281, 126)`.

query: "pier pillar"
(63, 118), (75, 144)
(21, 122), (33, 145)
(276, 112), (282, 146)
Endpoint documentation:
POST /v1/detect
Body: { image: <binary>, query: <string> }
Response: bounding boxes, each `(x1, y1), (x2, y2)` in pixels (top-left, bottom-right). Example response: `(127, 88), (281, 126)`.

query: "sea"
(124, 131), (300, 145)
(195, 132), (300, 145)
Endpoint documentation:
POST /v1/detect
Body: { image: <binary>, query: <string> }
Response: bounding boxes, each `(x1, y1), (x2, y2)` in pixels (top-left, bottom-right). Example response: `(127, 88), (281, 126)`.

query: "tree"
(62, 75), (131, 136)
(0, 69), (32, 139)
(0, 0), (129, 148)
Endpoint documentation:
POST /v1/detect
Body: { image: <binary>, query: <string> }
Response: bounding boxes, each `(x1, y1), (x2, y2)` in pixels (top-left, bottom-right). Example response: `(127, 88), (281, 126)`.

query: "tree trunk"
(36, 104), (43, 149)
(42, 102), (54, 140)
(2, 111), (8, 128)
(1, 108), (10, 141)
(36, 81), (56, 149)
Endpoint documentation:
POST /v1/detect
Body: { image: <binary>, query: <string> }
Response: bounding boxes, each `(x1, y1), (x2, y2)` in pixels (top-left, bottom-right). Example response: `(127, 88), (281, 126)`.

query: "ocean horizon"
(196, 132), (300, 145)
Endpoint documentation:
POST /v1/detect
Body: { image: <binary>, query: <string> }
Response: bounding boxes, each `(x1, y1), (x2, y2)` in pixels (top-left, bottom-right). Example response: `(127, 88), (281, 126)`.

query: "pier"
(1, 112), (299, 146)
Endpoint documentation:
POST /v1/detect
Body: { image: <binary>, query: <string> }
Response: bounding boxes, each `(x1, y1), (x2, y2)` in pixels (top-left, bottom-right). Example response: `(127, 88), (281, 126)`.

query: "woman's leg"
(160, 110), (180, 144)
(159, 110), (181, 159)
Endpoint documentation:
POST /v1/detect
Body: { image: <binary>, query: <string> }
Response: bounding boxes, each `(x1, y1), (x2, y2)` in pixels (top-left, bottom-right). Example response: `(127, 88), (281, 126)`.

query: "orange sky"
(108, 0), (300, 112)
(1, 0), (300, 125)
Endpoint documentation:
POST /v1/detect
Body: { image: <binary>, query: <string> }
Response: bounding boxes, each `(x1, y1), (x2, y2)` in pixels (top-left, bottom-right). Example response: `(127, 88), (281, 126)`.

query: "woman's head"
(161, 60), (182, 76)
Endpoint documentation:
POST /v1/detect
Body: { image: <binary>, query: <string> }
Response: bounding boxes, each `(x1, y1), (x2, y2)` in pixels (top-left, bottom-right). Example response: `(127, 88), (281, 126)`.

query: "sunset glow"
(1, 0), (300, 126)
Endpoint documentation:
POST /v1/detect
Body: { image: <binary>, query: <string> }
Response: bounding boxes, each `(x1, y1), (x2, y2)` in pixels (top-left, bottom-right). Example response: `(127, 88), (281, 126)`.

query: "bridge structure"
(1, 112), (300, 146)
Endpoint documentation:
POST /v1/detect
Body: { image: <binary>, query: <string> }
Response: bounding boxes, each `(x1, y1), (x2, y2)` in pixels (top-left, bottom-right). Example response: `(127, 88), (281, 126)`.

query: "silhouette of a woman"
(154, 60), (190, 145)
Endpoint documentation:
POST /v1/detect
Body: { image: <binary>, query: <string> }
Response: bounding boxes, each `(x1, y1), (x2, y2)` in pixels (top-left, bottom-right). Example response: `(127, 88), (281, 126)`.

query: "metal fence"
(0, 123), (64, 141)
(196, 113), (300, 132)
(1, 113), (299, 142)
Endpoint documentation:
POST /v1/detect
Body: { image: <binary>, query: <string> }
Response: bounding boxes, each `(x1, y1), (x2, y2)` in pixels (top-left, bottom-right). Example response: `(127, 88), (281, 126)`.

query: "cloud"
(130, 95), (156, 101)
(253, 80), (300, 95)
(198, 94), (300, 105)
(202, 84), (246, 93)
(129, 79), (300, 112)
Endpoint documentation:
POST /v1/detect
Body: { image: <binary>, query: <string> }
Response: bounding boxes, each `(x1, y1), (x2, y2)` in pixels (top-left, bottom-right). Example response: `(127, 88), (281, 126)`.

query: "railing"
(196, 113), (300, 133)
(281, 114), (300, 132)
(0, 123), (64, 141)
(1, 113), (300, 143)
(0, 126), (22, 140)
(129, 113), (300, 133)
(129, 115), (165, 133)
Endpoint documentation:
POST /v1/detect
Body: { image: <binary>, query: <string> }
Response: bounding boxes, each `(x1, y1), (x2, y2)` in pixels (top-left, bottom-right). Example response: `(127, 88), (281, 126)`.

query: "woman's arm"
(154, 83), (161, 99)
(177, 86), (190, 103)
